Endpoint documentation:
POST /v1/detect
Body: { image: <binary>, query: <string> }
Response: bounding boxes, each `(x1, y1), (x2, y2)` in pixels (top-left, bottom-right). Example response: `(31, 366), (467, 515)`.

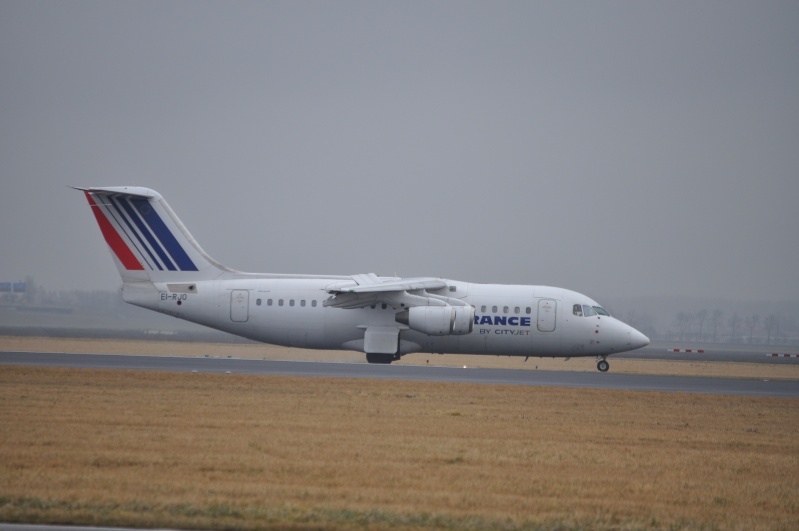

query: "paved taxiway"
(2, 351), (798, 398)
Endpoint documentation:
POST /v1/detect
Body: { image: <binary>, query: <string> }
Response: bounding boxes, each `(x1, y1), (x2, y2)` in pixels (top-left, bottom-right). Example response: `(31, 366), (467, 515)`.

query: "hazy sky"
(1, 1), (797, 303)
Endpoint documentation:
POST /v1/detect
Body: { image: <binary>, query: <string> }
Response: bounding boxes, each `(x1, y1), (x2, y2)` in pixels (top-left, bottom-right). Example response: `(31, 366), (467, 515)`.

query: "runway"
(616, 345), (799, 364)
(2, 351), (798, 398)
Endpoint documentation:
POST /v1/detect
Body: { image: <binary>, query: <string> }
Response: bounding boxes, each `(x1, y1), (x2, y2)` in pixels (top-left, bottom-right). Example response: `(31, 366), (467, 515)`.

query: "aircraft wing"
(324, 274), (451, 309)
(328, 275), (447, 293)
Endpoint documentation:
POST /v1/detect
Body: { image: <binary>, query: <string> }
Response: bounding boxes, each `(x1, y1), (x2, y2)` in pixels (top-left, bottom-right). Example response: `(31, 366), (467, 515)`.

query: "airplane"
(76, 186), (649, 372)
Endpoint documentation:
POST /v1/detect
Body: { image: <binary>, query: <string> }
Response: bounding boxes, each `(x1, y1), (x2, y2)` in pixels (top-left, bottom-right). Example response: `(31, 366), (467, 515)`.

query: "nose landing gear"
(596, 357), (610, 372)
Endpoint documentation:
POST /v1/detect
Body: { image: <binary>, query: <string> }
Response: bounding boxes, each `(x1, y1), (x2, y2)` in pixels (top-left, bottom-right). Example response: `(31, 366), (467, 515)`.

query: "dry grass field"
(1, 360), (798, 530)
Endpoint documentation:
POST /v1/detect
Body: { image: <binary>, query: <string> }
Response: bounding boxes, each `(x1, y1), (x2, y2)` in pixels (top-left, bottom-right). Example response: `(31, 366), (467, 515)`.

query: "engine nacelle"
(395, 305), (475, 336)
(450, 306), (475, 335)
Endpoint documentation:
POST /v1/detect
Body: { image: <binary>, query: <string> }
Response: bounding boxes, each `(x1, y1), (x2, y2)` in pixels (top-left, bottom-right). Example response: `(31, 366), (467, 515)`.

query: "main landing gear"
(366, 353), (401, 364)
(596, 357), (610, 373)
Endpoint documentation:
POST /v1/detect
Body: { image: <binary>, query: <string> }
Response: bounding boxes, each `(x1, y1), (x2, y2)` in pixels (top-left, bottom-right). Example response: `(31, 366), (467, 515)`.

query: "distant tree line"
(670, 309), (794, 346)
(35, 288), (126, 315)
(1, 277), (125, 315)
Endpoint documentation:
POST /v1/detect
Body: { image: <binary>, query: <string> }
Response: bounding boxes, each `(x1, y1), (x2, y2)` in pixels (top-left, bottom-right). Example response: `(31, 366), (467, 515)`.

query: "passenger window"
(312, 300), (317, 307)
(301, 300), (306, 307)
(290, 300), (295, 307)
(526, 307), (532, 314)
(382, 303), (387, 310)
(481, 305), (487, 312)
(573, 304), (583, 316)
(503, 306), (509, 313)
(279, 299), (284, 306)
(267, 299), (273, 306)
(492, 306), (498, 313)
(514, 307), (520, 314)
(256, 299), (261, 306)
(582, 305), (597, 317)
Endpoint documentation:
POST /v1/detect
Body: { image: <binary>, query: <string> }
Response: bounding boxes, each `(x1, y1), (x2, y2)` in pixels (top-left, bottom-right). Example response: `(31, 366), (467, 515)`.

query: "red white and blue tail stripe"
(78, 186), (221, 282)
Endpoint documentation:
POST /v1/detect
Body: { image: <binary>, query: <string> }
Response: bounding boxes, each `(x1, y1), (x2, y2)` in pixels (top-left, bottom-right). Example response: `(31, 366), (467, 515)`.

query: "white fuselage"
(78, 186), (650, 369)
(124, 276), (648, 359)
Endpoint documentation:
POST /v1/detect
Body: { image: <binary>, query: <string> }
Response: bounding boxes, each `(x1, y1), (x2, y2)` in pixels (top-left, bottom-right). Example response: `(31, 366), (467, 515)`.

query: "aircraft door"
(537, 299), (556, 332)
(230, 290), (249, 322)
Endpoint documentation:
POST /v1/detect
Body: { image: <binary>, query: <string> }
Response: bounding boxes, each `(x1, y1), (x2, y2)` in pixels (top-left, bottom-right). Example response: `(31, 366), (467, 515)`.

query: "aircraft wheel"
(597, 359), (610, 372)
(366, 353), (398, 364)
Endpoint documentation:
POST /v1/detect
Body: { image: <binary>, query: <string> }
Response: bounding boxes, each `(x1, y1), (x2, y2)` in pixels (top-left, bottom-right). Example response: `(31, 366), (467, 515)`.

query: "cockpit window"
(574, 303), (610, 317)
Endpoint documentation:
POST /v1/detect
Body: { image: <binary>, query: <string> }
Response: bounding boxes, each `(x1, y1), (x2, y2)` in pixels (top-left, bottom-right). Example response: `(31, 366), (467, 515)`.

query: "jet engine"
(395, 305), (474, 336)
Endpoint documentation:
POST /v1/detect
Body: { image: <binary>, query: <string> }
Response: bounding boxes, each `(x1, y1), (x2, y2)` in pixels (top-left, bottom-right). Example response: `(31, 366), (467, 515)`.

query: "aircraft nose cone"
(630, 328), (650, 350)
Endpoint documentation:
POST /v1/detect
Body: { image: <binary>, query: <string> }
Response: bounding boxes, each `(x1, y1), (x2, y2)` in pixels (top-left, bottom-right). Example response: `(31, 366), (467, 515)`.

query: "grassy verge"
(2, 366), (798, 530)
(0, 496), (631, 530)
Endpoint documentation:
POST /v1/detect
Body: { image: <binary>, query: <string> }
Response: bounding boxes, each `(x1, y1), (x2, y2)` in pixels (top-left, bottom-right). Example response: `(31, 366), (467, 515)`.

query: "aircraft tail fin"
(78, 186), (235, 284)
